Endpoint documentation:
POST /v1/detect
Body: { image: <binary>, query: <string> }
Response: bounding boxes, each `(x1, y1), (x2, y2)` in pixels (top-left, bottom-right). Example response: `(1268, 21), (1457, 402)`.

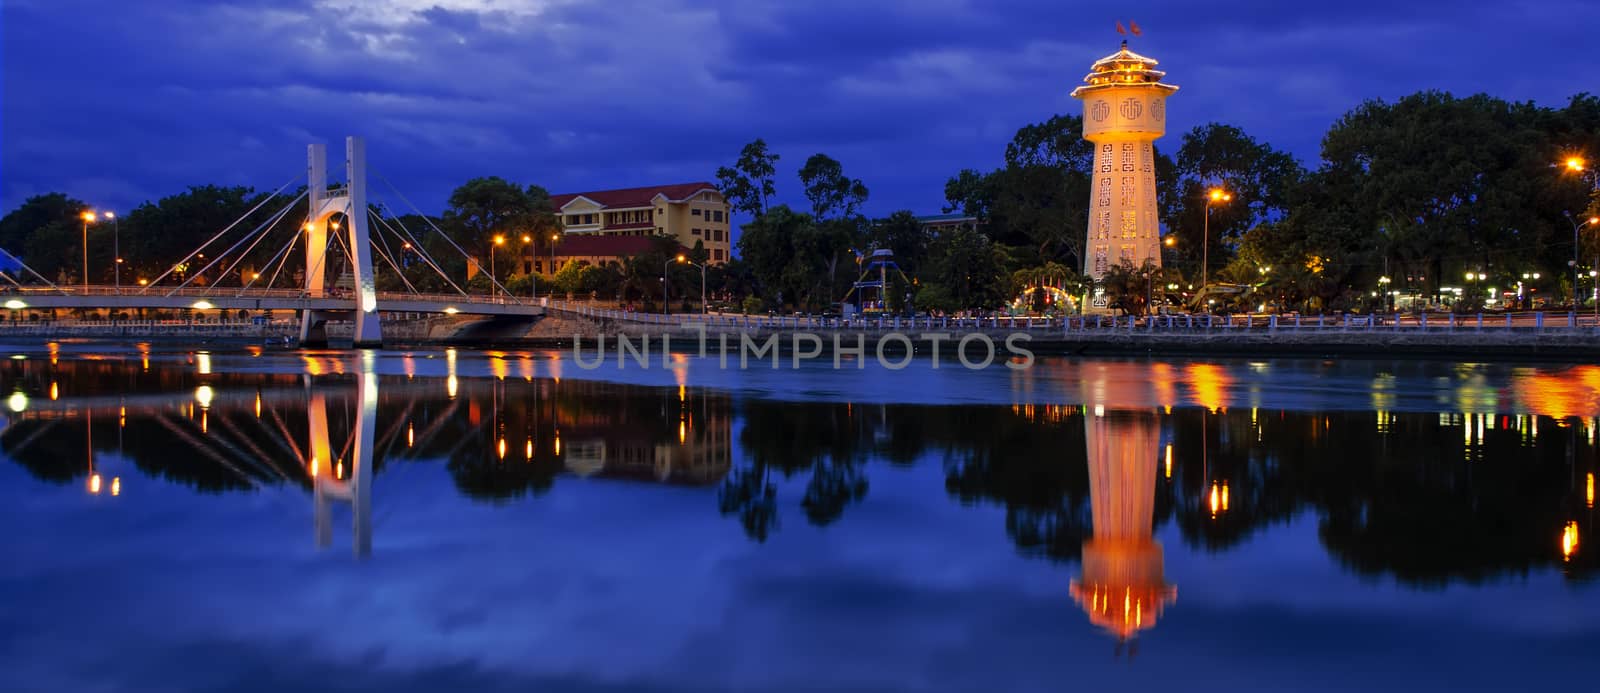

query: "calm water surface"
(2, 343), (1597, 692)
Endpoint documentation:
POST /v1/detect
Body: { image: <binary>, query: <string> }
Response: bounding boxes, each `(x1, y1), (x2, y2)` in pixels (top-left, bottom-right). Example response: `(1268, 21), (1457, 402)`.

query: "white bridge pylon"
(301, 137), (381, 347)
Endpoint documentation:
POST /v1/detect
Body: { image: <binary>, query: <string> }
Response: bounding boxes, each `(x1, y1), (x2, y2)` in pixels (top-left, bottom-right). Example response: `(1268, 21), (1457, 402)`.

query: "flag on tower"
(1130, 21), (1143, 36)
(1115, 21), (1127, 35)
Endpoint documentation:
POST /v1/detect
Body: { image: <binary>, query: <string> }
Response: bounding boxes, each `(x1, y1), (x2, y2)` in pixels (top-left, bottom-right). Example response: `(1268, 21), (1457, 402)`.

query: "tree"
(442, 177), (555, 284)
(871, 210), (929, 277)
(1162, 123), (1304, 280)
(943, 114), (1095, 268)
(1319, 92), (1559, 300)
(916, 224), (1009, 313)
(716, 139), (780, 219)
(798, 153), (869, 219)
(1101, 259), (1178, 316)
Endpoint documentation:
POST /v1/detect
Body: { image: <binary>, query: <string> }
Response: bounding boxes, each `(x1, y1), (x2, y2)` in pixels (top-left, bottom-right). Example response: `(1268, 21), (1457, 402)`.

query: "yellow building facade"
(549, 182), (733, 265)
(1071, 41), (1178, 285)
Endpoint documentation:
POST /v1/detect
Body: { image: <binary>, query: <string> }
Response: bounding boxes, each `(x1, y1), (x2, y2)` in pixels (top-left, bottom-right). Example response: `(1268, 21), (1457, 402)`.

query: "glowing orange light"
(1164, 444), (1173, 478)
(407, 422), (415, 448)
(81, 211), (97, 222)
(521, 235), (531, 243)
(1588, 472), (1594, 509)
(678, 420), (687, 445)
(335, 461), (343, 480)
(110, 477), (121, 496)
(1163, 237), (1175, 247)
(88, 473), (102, 494)
(49, 382), (58, 401)
(493, 235), (505, 245)
(524, 438), (533, 460)
(309, 457), (319, 477)
(498, 437), (507, 460)
(1565, 157), (1586, 172)
(1562, 521), (1579, 561)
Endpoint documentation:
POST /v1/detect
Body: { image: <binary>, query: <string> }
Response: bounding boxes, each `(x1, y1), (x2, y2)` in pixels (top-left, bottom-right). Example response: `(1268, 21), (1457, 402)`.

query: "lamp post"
(662, 256), (675, 315)
(491, 234), (505, 298)
(549, 233), (559, 283)
(80, 210), (96, 292)
(679, 255), (706, 314)
(104, 211), (121, 292)
(520, 234), (534, 300)
(1565, 211), (1598, 309)
(1202, 188), (1232, 289)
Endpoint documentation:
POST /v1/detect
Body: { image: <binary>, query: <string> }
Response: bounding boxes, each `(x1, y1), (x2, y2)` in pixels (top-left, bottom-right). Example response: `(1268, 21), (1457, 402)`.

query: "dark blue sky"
(4, 0), (1599, 219)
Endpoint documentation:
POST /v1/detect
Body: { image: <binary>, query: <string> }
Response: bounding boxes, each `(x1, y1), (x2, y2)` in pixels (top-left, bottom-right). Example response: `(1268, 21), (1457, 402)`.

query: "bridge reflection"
(0, 353), (733, 558)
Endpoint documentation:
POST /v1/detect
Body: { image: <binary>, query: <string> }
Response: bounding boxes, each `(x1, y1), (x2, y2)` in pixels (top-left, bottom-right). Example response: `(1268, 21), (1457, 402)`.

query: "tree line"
(729, 91), (1600, 314)
(4, 89), (1597, 314)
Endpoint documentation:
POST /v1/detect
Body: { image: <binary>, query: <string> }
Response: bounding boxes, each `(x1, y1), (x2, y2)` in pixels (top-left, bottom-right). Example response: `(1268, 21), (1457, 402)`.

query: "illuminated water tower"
(1071, 39), (1179, 289)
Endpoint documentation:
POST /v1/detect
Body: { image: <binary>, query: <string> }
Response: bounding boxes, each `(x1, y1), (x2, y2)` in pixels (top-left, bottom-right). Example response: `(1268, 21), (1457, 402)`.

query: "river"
(2, 342), (1595, 692)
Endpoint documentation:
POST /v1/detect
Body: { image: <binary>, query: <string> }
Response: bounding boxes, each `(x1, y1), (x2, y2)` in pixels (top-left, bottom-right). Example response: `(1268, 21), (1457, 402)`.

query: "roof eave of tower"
(1070, 82), (1180, 99)
(1091, 48), (1159, 69)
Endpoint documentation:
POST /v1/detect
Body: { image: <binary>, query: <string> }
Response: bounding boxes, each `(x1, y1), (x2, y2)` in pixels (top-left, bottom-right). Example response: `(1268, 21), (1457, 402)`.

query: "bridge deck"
(1, 287), (543, 317)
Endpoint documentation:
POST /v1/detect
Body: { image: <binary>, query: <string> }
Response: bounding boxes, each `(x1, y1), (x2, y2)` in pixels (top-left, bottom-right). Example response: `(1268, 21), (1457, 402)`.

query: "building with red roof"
(541, 182), (731, 272)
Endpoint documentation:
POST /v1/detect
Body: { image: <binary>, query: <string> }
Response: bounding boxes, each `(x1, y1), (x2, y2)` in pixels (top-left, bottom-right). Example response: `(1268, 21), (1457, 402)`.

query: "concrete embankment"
(425, 313), (1600, 362)
(6, 312), (1596, 362)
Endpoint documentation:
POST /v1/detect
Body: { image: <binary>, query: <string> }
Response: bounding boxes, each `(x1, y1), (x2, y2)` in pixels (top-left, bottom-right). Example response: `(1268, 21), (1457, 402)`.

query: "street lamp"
(1565, 212), (1598, 308)
(662, 256), (676, 315)
(1202, 188), (1232, 289)
(103, 211), (122, 292)
(519, 234), (535, 300)
(80, 210), (96, 291)
(491, 234), (505, 298)
(549, 233), (559, 281)
(679, 254), (707, 314)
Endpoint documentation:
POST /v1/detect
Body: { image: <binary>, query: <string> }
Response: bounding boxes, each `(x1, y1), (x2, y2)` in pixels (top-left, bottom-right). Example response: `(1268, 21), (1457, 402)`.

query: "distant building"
(542, 235), (686, 274)
(548, 182), (732, 266)
(914, 213), (979, 233)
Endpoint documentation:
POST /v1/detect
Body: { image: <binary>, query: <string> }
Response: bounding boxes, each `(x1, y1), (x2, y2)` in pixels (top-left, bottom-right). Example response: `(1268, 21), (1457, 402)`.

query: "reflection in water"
(1, 353), (1596, 586)
(1071, 409), (1175, 645)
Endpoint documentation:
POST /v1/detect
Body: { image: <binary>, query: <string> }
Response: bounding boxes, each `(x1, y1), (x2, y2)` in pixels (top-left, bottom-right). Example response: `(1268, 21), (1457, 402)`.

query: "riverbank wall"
(5, 312), (1598, 361)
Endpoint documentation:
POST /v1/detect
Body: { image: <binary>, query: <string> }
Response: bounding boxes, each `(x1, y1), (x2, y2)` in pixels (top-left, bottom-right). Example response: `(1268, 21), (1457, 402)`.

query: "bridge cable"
(168, 190), (305, 296)
(365, 206), (416, 295)
(365, 222), (418, 295)
(375, 172), (524, 304)
(0, 246), (66, 294)
(368, 205), (469, 297)
(205, 190), (307, 297)
(140, 174), (301, 294)
(237, 222), (303, 297)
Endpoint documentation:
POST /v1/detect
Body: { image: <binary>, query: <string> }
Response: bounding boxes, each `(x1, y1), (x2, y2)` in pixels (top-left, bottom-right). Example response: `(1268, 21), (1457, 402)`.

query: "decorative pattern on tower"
(1071, 40), (1179, 282)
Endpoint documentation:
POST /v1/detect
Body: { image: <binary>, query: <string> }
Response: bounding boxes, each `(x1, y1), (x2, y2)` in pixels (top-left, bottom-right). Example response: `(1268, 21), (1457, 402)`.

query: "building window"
(713, 249), (723, 261)
(713, 210), (723, 222)
(692, 228), (701, 235)
(692, 209), (702, 217)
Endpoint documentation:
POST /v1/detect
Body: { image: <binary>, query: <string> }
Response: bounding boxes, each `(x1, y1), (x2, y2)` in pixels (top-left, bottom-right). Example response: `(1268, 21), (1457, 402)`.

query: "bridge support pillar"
(299, 311), (330, 348)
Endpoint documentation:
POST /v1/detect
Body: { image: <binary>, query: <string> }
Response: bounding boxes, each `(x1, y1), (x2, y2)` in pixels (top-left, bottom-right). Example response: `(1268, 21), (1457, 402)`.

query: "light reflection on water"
(1, 346), (1597, 691)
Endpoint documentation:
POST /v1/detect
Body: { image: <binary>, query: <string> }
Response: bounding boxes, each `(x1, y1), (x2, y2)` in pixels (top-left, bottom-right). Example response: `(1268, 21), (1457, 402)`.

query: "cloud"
(3, 0), (1598, 220)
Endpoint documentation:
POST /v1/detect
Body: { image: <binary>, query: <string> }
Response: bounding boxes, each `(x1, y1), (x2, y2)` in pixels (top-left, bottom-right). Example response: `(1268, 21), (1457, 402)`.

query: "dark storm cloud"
(3, 0), (1597, 218)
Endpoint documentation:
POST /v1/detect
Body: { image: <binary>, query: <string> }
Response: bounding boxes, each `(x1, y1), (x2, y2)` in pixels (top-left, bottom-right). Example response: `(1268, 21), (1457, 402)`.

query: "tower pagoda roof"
(1070, 40), (1179, 98)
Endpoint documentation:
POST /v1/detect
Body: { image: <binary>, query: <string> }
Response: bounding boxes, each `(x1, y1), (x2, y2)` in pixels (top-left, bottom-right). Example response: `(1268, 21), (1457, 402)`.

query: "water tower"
(1071, 39), (1178, 300)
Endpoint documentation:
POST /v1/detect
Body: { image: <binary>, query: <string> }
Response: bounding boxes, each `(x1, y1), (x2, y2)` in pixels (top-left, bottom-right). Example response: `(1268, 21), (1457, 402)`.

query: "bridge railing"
(1060, 311), (1600, 332)
(1, 286), (540, 310)
(543, 300), (1064, 331)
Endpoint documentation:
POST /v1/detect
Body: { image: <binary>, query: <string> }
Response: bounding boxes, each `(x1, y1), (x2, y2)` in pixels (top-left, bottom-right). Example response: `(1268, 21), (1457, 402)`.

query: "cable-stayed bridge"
(0, 137), (543, 347)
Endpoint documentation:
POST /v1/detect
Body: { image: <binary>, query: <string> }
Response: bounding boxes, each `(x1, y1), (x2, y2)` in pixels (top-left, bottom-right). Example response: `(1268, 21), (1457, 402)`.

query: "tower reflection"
(1070, 408), (1175, 644)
